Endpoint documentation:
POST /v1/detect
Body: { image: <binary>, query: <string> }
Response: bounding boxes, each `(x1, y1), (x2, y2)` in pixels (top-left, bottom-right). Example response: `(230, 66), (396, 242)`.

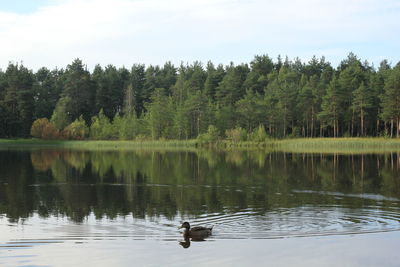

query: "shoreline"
(1, 138), (400, 153)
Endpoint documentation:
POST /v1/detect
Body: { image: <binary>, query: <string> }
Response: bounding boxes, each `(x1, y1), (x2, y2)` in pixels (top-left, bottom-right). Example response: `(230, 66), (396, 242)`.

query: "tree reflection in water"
(0, 149), (399, 224)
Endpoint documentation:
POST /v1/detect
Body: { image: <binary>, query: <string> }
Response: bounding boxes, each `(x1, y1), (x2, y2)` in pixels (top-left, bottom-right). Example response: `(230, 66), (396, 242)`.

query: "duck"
(179, 222), (213, 238)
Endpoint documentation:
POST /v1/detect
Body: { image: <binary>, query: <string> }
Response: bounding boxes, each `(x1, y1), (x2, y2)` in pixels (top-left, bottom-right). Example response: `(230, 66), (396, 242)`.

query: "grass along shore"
(269, 137), (400, 153)
(1, 138), (400, 153)
(0, 139), (198, 150)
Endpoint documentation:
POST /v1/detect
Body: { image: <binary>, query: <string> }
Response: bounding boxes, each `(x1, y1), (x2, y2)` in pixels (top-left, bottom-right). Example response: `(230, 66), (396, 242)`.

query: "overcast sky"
(0, 0), (399, 70)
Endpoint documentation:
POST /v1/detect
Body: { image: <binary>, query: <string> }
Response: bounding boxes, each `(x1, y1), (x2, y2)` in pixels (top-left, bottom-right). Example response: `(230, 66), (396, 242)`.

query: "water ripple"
(1, 201), (400, 251)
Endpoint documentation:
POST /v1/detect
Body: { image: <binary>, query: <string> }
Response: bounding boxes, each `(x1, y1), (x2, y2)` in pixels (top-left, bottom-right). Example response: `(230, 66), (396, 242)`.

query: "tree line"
(1, 53), (400, 140)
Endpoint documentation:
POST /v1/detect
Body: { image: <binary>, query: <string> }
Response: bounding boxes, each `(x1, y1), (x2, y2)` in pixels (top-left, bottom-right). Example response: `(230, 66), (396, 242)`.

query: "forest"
(1, 53), (400, 141)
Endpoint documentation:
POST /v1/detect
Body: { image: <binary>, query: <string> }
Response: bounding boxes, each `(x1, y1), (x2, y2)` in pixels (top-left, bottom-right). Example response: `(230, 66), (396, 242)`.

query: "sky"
(0, 0), (399, 70)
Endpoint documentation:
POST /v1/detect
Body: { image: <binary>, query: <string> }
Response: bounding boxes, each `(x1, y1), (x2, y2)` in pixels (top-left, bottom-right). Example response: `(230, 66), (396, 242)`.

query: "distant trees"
(33, 67), (62, 120)
(93, 64), (125, 119)
(380, 65), (400, 137)
(1, 63), (34, 137)
(1, 54), (400, 140)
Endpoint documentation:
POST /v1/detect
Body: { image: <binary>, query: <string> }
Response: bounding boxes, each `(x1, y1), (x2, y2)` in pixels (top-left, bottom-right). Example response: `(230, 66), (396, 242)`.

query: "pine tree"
(3, 63), (34, 136)
(297, 76), (315, 137)
(33, 67), (62, 120)
(204, 62), (225, 100)
(318, 76), (343, 137)
(62, 59), (95, 123)
(380, 66), (400, 137)
(276, 66), (298, 136)
(235, 90), (264, 132)
(216, 63), (249, 106)
(352, 82), (373, 136)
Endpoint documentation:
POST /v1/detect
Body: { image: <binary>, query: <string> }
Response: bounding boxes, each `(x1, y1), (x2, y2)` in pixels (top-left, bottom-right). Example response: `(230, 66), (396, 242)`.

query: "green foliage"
(352, 82), (373, 136)
(2, 63), (34, 137)
(249, 125), (268, 142)
(93, 64), (124, 119)
(214, 105), (237, 134)
(51, 96), (72, 130)
(128, 64), (146, 115)
(235, 90), (264, 132)
(116, 113), (141, 140)
(297, 76), (316, 136)
(2, 54), (400, 139)
(276, 65), (299, 136)
(216, 63), (249, 106)
(33, 67), (62, 120)
(197, 125), (220, 143)
(62, 59), (95, 123)
(173, 105), (190, 139)
(90, 109), (113, 140)
(380, 66), (400, 137)
(63, 116), (89, 140)
(123, 84), (136, 116)
(184, 91), (208, 137)
(318, 76), (344, 137)
(225, 127), (247, 142)
(145, 88), (174, 139)
(204, 62), (225, 100)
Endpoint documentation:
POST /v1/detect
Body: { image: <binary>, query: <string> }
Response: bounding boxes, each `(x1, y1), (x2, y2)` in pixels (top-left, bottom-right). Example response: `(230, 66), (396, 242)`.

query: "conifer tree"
(352, 82), (373, 136)
(380, 66), (400, 137)
(318, 76), (343, 137)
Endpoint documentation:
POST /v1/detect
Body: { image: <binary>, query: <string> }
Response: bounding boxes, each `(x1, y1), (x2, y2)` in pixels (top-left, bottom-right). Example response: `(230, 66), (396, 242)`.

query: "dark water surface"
(1, 149), (400, 266)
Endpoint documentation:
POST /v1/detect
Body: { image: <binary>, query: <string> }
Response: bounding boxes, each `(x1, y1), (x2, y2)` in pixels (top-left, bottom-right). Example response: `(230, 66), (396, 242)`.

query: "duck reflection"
(179, 236), (207, 249)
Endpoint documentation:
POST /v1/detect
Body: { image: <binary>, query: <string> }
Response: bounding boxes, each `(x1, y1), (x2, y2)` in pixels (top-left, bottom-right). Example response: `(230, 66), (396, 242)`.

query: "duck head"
(179, 222), (190, 230)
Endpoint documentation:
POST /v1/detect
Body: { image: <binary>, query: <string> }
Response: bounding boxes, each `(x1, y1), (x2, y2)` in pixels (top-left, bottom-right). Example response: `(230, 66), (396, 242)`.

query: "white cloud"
(0, 0), (399, 70)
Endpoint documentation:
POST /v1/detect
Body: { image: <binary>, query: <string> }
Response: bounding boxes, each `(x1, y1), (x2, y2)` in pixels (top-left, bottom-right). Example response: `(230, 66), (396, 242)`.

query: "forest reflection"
(0, 149), (400, 223)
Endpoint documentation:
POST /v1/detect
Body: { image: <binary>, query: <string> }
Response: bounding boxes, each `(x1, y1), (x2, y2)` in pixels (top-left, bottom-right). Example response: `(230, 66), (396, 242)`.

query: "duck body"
(179, 222), (213, 237)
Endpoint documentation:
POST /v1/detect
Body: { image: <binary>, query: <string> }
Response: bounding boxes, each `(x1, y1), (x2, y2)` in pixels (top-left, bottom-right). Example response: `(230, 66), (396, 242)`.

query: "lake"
(1, 148), (400, 266)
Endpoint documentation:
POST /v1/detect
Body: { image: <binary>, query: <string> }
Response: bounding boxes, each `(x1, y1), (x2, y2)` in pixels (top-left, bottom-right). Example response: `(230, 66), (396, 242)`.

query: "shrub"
(249, 125), (268, 142)
(31, 118), (49, 138)
(198, 125), (220, 143)
(90, 109), (112, 140)
(42, 123), (59, 139)
(225, 127), (247, 142)
(118, 114), (137, 140)
(63, 116), (89, 140)
(31, 118), (59, 139)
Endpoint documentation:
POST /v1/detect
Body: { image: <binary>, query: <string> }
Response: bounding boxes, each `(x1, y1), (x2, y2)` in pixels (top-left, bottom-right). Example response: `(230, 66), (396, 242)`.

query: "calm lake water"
(1, 149), (400, 266)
